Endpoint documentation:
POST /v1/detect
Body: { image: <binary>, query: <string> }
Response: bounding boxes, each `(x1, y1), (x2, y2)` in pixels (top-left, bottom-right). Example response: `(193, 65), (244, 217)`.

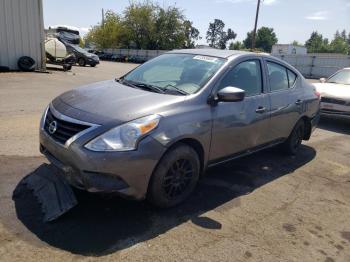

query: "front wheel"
(282, 120), (305, 155)
(147, 144), (200, 208)
(78, 58), (86, 67)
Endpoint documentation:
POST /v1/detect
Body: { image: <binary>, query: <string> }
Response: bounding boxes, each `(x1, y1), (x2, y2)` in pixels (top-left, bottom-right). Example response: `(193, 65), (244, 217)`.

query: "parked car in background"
(314, 68), (350, 118)
(39, 49), (320, 208)
(66, 44), (99, 67)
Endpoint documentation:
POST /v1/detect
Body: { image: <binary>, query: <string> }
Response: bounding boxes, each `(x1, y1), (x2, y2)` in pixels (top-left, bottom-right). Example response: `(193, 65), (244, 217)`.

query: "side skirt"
(207, 138), (285, 168)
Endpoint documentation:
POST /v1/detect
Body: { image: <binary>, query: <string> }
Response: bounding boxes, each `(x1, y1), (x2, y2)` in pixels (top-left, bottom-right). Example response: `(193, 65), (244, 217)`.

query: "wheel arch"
(300, 115), (312, 140)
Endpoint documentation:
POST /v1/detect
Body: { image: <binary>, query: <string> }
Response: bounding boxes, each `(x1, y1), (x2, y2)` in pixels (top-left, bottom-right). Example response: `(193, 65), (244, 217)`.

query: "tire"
(282, 119), (305, 155)
(63, 64), (72, 71)
(78, 58), (86, 67)
(90, 63), (96, 67)
(147, 144), (200, 208)
(17, 56), (36, 72)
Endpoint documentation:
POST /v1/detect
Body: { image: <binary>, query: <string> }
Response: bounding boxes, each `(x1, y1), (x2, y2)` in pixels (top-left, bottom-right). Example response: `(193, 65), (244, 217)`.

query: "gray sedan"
(40, 49), (320, 207)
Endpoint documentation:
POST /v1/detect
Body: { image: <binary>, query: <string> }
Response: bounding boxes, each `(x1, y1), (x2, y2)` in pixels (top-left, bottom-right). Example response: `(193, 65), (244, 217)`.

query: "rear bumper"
(39, 128), (166, 200)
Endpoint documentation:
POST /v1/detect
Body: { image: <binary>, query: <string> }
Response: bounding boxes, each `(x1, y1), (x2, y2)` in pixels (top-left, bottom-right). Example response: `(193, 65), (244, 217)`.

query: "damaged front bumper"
(39, 127), (166, 200)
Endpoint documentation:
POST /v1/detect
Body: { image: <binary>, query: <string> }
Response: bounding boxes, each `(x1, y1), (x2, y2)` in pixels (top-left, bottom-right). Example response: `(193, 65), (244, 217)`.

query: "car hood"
(52, 80), (187, 125)
(313, 83), (350, 100)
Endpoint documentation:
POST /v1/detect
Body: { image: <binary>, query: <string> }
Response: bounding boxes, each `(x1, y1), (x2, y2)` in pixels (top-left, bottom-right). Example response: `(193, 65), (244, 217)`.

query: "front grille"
(321, 97), (347, 105)
(44, 108), (90, 145)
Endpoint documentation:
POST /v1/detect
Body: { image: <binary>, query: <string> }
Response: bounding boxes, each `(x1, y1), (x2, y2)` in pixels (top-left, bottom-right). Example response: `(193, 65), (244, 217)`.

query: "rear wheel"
(282, 119), (305, 155)
(78, 58), (86, 67)
(147, 144), (200, 208)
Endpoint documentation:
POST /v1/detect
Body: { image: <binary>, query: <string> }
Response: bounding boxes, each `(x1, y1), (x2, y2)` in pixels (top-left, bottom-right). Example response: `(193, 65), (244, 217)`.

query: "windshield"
(123, 53), (225, 94)
(327, 69), (350, 85)
(71, 45), (89, 54)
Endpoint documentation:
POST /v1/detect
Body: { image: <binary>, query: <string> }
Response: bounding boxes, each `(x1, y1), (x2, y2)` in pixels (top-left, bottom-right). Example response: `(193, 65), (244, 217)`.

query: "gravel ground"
(0, 62), (349, 262)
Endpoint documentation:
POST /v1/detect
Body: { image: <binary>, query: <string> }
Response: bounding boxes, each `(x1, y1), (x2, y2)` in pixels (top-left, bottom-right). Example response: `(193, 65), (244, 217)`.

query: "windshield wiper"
(121, 79), (164, 94)
(163, 84), (189, 95)
(128, 81), (165, 94)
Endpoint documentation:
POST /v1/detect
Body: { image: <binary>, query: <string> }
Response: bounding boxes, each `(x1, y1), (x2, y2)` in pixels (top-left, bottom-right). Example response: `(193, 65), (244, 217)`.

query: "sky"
(43, 0), (350, 45)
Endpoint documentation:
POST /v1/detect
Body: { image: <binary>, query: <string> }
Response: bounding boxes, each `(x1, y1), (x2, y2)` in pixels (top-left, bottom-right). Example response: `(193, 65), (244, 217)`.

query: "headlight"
(85, 115), (161, 151)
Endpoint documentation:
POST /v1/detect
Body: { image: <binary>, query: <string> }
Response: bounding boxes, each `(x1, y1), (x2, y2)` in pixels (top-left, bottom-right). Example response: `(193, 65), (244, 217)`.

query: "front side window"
(124, 54), (225, 94)
(218, 60), (263, 96)
(287, 69), (297, 87)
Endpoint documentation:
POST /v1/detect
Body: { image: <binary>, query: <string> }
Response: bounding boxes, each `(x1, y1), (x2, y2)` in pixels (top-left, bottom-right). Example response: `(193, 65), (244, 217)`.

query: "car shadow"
(317, 115), (350, 135)
(13, 145), (316, 256)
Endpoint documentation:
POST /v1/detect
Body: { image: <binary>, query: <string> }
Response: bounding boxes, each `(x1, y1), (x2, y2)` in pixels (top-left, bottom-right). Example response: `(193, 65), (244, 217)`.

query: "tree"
(243, 31), (253, 49)
(183, 20), (200, 48)
(330, 36), (349, 54)
(79, 36), (85, 48)
(255, 27), (278, 52)
(341, 30), (347, 41)
(229, 41), (244, 50)
(305, 31), (330, 53)
(85, 2), (199, 50)
(206, 19), (236, 49)
(243, 27), (277, 52)
(84, 10), (127, 49)
(153, 7), (199, 49)
(291, 40), (302, 46)
(123, 2), (157, 49)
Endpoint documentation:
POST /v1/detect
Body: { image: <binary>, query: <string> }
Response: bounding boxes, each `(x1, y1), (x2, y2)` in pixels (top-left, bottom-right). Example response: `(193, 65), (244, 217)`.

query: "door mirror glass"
(217, 86), (245, 102)
(319, 78), (326, 83)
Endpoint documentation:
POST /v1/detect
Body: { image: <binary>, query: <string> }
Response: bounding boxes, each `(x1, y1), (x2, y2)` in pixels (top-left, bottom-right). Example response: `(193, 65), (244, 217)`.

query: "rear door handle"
(255, 106), (266, 114)
(295, 99), (303, 105)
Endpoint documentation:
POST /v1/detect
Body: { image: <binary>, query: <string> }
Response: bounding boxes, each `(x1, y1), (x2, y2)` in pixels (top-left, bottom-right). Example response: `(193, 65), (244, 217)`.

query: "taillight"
(314, 89), (321, 99)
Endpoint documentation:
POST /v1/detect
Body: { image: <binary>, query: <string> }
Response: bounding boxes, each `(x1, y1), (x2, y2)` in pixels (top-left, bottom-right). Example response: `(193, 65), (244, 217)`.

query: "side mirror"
(319, 78), (326, 83)
(217, 86), (245, 102)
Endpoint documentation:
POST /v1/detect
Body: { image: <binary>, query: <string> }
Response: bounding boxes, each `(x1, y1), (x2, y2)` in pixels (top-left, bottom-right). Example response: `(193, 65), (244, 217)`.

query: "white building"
(271, 44), (307, 55)
(0, 0), (45, 70)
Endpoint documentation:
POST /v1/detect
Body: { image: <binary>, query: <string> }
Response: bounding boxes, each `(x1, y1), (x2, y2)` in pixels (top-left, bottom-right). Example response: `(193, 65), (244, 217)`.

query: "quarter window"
(218, 60), (263, 96)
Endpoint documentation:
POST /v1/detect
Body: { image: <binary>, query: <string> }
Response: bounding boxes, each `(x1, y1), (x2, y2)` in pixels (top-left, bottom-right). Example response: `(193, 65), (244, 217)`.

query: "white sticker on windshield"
(193, 55), (218, 63)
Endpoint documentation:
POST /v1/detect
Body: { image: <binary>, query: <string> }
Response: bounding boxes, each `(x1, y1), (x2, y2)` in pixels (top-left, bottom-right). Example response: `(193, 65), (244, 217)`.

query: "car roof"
(167, 49), (269, 59)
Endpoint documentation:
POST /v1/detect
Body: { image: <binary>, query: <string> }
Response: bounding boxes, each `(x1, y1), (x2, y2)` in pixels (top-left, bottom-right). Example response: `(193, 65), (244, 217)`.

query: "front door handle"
(255, 106), (266, 114)
(295, 99), (303, 105)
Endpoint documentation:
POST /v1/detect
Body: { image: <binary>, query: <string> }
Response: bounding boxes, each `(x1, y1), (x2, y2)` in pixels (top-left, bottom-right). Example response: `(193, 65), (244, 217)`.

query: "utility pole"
(102, 8), (105, 27)
(251, 0), (261, 50)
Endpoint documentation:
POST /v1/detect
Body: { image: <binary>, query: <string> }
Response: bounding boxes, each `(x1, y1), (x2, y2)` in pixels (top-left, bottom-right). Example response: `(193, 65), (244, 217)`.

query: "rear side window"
(267, 61), (298, 91)
(218, 60), (263, 96)
(267, 62), (289, 91)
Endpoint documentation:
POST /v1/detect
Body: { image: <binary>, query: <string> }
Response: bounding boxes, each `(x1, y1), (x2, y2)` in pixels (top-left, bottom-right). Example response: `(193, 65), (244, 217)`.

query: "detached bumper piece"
(13, 164), (78, 222)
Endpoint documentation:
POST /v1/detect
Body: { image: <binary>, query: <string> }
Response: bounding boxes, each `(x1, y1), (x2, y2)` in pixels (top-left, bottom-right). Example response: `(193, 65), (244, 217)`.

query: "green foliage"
(79, 37), (85, 48)
(85, 2), (199, 50)
(85, 11), (127, 49)
(229, 41), (243, 50)
(243, 27), (277, 52)
(305, 30), (350, 54)
(206, 19), (236, 49)
(291, 40), (302, 46)
(330, 36), (349, 54)
(255, 27), (278, 52)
